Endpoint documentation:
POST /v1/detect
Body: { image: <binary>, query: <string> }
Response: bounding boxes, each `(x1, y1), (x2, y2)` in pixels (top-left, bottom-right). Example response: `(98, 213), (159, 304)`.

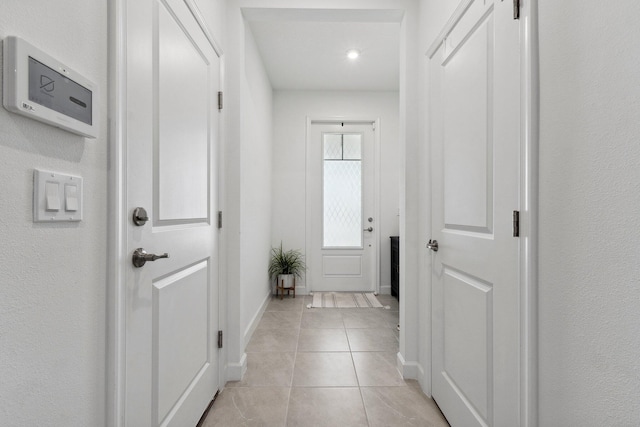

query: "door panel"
(154, 261), (210, 422)
(443, 268), (492, 420)
(307, 122), (375, 292)
(443, 9), (492, 232)
(157, 1), (210, 222)
(431, 0), (520, 426)
(125, 0), (220, 425)
(323, 255), (362, 276)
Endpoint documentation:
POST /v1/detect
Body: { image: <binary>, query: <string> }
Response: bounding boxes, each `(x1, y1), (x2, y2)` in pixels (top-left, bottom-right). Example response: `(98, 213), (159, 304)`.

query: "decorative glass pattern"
(323, 134), (363, 247)
(323, 134), (343, 159)
(342, 134), (362, 159)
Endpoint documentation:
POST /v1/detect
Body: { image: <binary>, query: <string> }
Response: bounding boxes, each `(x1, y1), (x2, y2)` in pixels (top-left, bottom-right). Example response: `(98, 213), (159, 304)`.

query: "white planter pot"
(277, 274), (295, 288)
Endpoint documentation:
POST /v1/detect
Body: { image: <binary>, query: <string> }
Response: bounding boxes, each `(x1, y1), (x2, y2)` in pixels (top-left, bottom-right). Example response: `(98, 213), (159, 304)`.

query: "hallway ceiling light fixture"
(346, 49), (360, 60)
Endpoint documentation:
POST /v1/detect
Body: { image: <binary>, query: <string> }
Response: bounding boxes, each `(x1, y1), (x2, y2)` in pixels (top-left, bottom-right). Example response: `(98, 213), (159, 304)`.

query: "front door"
(307, 122), (376, 292)
(430, 0), (521, 426)
(123, 0), (220, 425)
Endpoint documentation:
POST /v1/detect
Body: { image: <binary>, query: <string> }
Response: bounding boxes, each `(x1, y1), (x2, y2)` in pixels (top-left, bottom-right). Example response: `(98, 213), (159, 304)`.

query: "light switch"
(65, 184), (78, 211)
(45, 182), (60, 211)
(34, 169), (83, 222)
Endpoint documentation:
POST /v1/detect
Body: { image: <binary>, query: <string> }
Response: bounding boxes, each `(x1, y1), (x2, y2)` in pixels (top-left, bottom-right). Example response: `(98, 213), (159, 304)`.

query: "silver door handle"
(426, 239), (439, 252)
(132, 248), (169, 268)
(363, 227), (373, 232)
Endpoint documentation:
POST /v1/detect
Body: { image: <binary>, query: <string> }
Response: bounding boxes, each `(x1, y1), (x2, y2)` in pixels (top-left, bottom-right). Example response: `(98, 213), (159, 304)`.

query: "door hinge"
(218, 330), (223, 348)
(513, 210), (520, 237)
(217, 211), (223, 229)
(218, 91), (223, 110)
(513, 0), (521, 20)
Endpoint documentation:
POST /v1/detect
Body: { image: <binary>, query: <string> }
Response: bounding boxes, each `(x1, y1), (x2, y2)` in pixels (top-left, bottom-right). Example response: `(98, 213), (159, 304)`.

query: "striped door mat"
(308, 292), (387, 308)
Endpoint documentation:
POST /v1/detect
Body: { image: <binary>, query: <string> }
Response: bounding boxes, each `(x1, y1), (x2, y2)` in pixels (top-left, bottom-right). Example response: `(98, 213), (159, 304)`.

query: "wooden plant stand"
(276, 276), (296, 300)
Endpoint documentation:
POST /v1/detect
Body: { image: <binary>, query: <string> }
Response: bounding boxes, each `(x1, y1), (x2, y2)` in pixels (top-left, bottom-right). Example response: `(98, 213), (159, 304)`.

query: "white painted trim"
(426, 0), (475, 59)
(226, 353), (247, 382)
(396, 351), (422, 380)
(243, 292), (270, 348)
(216, 53), (227, 393)
(373, 118), (382, 294)
(305, 117), (312, 292)
(106, 0), (127, 426)
(305, 116), (382, 294)
(183, 0), (224, 57)
(520, 1), (539, 426)
(241, 7), (405, 24)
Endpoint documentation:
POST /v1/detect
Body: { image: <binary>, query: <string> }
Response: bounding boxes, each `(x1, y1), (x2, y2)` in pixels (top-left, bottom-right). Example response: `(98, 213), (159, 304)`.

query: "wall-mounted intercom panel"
(3, 36), (98, 138)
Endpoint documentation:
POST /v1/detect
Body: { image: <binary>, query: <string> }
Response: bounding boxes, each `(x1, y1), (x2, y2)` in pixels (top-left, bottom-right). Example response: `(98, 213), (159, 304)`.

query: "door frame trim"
(425, 0), (539, 425)
(305, 117), (382, 294)
(519, 1), (539, 426)
(106, 0), (127, 424)
(106, 1), (224, 425)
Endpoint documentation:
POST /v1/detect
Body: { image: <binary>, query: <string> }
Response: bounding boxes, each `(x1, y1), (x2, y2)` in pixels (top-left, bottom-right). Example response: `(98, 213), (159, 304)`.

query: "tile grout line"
(344, 309), (372, 427)
(282, 298), (304, 426)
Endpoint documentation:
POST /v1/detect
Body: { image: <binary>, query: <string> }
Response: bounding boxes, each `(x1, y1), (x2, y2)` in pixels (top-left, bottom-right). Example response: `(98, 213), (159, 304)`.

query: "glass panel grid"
(322, 133), (363, 248)
(342, 134), (362, 160)
(323, 134), (343, 160)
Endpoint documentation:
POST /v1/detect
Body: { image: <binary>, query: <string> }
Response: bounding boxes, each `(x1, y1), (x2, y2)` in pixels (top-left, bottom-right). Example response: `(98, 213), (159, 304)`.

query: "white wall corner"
(225, 353), (247, 382)
(397, 351), (422, 380)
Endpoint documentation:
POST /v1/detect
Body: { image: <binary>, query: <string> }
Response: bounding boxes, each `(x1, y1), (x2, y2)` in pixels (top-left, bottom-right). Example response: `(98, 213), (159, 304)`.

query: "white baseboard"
(226, 353), (247, 382)
(379, 285), (391, 295)
(397, 351), (422, 380)
(243, 292), (270, 348)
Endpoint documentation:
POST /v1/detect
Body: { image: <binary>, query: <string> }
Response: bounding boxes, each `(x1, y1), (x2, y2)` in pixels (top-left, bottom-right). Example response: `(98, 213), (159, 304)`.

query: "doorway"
(306, 120), (380, 293)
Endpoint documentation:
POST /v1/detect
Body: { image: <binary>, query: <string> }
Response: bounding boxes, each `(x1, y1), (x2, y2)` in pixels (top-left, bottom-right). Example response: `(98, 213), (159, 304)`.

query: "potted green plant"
(268, 242), (306, 294)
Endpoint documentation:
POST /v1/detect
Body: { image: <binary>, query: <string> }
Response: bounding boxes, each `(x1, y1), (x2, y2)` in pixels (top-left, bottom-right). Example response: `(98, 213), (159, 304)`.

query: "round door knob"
(363, 227), (373, 232)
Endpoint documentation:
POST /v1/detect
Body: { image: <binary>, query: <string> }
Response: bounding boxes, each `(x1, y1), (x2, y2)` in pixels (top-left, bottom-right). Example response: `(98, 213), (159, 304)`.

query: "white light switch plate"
(34, 169), (83, 222)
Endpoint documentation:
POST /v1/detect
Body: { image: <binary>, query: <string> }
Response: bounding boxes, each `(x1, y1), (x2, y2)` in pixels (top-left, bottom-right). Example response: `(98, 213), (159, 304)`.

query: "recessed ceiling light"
(347, 49), (360, 60)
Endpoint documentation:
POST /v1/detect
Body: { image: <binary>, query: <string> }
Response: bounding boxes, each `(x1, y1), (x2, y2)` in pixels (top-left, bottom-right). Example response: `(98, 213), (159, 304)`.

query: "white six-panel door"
(430, 0), (521, 426)
(124, 0), (220, 425)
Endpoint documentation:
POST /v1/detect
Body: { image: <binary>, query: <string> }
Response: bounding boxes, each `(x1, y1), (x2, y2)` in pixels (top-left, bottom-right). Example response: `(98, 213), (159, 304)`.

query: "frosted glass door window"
(323, 133), (362, 247)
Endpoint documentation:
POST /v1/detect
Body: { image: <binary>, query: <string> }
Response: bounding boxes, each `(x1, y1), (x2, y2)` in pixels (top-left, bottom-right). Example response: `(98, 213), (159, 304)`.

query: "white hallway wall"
(418, 0), (640, 424)
(240, 23), (274, 346)
(537, 1), (640, 424)
(223, 0), (274, 380)
(271, 91), (400, 294)
(0, 1), (107, 425)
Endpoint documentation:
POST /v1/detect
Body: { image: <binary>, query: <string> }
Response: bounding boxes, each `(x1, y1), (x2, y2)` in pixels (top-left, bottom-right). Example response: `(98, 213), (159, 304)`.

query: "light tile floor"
(202, 294), (450, 427)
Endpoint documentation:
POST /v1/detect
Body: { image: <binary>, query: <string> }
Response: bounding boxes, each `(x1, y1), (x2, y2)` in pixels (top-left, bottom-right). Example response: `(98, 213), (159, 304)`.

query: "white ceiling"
(244, 9), (402, 91)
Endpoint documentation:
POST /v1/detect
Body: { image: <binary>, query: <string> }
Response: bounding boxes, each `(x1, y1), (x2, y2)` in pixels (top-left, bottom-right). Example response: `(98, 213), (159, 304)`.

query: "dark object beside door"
(390, 236), (399, 300)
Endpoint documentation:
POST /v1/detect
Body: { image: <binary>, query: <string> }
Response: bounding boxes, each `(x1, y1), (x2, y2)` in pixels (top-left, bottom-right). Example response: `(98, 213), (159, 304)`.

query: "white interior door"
(124, 0), (220, 425)
(307, 122), (376, 293)
(430, 0), (520, 426)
